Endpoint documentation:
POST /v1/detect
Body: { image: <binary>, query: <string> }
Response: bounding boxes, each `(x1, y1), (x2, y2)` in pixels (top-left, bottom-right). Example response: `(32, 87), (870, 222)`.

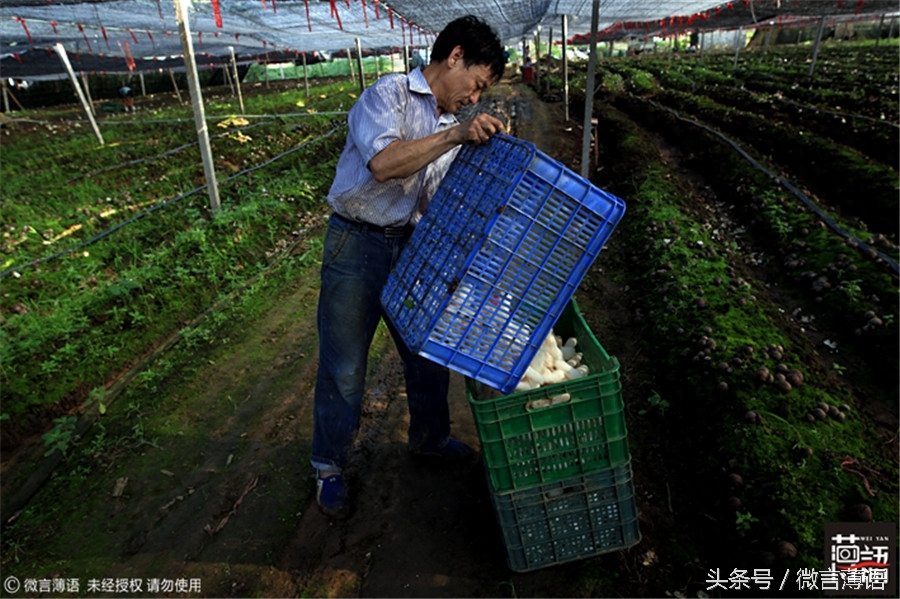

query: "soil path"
(3, 82), (655, 598)
(275, 84), (622, 598)
(7, 78), (894, 599)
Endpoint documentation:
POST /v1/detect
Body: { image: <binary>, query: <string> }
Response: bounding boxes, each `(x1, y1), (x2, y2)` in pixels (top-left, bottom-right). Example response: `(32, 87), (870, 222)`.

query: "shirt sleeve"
(347, 76), (407, 168)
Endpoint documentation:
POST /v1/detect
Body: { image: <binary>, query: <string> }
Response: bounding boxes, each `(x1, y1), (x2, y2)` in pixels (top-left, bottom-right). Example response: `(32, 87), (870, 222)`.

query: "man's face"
(440, 60), (495, 114)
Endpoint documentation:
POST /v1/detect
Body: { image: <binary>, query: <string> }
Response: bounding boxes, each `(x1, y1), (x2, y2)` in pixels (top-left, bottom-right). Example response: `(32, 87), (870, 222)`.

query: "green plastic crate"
(490, 462), (641, 572)
(466, 300), (631, 494)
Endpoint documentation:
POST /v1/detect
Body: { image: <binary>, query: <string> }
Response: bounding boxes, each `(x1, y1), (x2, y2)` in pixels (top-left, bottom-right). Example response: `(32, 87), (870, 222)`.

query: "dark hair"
(430, 15), (506, 81)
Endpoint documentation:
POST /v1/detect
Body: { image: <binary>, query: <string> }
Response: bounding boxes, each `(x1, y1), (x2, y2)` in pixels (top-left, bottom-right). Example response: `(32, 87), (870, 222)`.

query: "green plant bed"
(646, 88), (899, 239)
(609, 95), (898, 392)
(0, 81), (351, 443)
(587, 101), (897, 572)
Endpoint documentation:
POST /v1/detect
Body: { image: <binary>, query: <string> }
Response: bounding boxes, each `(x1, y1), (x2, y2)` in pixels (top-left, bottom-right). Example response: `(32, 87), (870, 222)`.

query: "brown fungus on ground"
(846, 503), (873, 522)
(744, 410), (760, 424)
(812, 408), (828, 420)
(726, 496), (742, 510)
(775, 540), (798, 560)
(756, 367), (770, 383)
(795, 446), (814, 459)
(775, 379), (792, 393)
(785, 368), (804, 387)
(728, 473), (744, 488)
(717, 381), (729, 393)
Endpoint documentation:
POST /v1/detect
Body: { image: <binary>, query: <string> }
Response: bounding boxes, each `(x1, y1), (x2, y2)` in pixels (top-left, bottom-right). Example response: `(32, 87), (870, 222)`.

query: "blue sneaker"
(316, 472), (349, 519)
(412, 438), (475, 460)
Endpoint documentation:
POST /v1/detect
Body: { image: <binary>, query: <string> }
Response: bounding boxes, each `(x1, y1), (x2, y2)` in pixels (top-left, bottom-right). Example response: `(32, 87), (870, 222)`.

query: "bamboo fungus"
(515, 330), (589, 393)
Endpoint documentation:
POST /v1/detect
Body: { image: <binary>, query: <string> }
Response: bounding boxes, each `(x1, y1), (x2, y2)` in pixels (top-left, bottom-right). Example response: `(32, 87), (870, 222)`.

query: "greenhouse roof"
(2, 0), (897, 80)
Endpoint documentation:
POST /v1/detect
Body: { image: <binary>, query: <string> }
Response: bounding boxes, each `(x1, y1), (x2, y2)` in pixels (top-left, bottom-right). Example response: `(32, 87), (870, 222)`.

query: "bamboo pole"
(580, 0), (600, 179)
(346, 48), (355, 84)
(169, 68), (183, 103)
(229, 46), (245, 114)
(403, 43), (410, 74)
(546, 26), (552, 97)
(54, 43), (103, 145)
(302, 52), (309, 99)
(173, 0), (220, 212)
(223, 59), (234, 93)
(809, 16), (827, 77)
(139, 72), (146, 97)
(1, 80), (9, 113)
(562, 15), (569, 122)
(355, 37), (366, 93)
(80, 72), (95, 115)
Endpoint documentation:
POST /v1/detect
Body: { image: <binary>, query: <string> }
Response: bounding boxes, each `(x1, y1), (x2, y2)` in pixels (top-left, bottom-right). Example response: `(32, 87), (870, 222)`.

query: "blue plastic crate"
(381, 133), (626, 394)
(489, 463), (641, 572)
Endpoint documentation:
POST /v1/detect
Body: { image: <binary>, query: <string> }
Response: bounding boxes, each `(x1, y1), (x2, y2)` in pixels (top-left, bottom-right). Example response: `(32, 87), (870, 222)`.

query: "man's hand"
(369, 113), (506, 182)
(458, 113), (506, 145)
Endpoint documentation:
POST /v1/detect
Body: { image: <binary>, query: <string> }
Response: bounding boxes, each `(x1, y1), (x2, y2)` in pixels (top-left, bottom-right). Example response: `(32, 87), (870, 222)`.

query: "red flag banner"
(14, 17), (33, 43)
(211, 0), (223, 27)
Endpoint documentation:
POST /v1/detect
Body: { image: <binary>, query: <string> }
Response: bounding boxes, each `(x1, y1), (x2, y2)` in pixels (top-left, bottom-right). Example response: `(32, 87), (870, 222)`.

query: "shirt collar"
(408, 66), (431, 96)
(408, 66), (457, 125)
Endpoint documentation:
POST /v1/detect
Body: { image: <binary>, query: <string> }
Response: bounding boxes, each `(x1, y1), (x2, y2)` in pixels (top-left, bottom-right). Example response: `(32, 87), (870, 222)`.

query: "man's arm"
(368, 113), (505, 182)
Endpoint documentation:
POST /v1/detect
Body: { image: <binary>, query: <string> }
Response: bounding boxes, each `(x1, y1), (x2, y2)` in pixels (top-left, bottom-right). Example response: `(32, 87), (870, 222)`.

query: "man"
(118, 85), (134, 112)
(310, 15), (507, 519)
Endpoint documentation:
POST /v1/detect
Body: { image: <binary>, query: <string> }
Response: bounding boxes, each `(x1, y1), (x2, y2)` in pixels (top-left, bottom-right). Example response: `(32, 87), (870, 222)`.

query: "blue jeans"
(310, 214), (451, 473)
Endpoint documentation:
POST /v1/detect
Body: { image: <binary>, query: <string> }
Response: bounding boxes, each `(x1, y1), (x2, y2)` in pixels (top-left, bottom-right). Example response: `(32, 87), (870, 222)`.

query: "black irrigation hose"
(62, 120), (273, 186)
(641, 97), (900, 275)
(0, 125), (345, 280)
(61, 113), (348, 185)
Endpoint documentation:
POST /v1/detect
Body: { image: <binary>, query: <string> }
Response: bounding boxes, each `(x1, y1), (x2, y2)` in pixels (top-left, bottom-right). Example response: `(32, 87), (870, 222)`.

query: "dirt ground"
(269, 84), (665, 598)
(3, 78), (895, 598)
(2, 82), (676, 598)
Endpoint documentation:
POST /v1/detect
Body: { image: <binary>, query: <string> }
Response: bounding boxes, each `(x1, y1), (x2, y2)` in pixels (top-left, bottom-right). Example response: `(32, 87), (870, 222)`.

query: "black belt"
(332, 213), (413, 239)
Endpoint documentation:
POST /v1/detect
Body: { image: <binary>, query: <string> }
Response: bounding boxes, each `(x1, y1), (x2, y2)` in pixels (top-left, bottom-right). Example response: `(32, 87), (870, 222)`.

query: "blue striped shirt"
(326, 67), (460, 228)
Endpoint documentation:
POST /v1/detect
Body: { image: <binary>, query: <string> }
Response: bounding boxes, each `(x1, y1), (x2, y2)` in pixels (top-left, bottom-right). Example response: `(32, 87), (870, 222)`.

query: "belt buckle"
(383, 226), (406, 238)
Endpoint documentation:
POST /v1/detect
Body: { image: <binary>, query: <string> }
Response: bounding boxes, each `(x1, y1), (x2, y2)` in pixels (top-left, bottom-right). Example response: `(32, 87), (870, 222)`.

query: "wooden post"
(139, 72), (146, 96)
(80, 72), (95, 115)
(403, 43), (410, 74)
(809, 16), (827, 77)
(733, 27), (744, 67)
(2, 80), (10, 113)
(173, 0), (220, 212)
(562, 15), (569, 122)
(229, 46), (245, 114)
(534, 28), (540, 91)
(374, 48), (380, 78)
(546, 26), (552, 96)
(168, 68), (183, 103)
(346, 48), (355, 84)
(302, 52), (309, 99)
(876, 13), (885, 47)
(580, 0), (600, 179)
(54, 43), (103, 145)
(355, 37), (366, 92)
(223, 59), (234, 93)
